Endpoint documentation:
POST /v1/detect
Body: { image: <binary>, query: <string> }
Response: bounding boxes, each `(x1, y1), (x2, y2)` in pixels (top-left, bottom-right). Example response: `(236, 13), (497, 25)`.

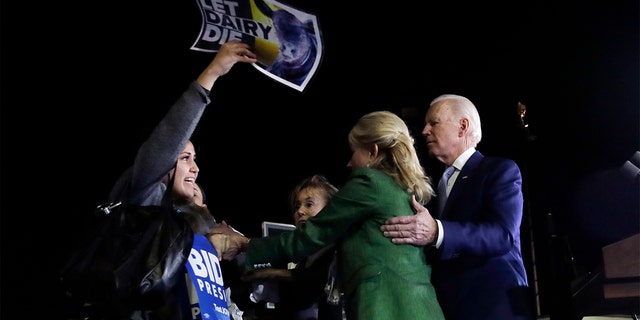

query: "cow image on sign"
(254, 0), (318, 86)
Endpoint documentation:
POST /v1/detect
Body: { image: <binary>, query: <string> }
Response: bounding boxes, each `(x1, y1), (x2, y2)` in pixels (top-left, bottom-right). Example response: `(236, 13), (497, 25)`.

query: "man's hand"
(380, 194), (438, 246)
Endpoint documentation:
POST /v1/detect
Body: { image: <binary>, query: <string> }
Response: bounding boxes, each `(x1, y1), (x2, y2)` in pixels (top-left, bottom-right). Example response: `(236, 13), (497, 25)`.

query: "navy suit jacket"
(428, 150), (534, 319)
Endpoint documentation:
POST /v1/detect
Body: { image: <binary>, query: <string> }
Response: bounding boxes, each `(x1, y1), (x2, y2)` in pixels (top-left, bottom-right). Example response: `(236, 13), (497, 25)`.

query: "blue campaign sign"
(186, 234), (231, 320)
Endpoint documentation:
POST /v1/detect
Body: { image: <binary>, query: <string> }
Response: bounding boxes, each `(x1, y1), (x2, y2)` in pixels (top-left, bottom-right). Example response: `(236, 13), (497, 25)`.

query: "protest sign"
(192, 0), (323, 92)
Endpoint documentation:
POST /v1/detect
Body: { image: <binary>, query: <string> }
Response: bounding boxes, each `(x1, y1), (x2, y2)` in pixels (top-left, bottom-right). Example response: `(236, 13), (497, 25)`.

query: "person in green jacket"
(242, 111), (445, 320)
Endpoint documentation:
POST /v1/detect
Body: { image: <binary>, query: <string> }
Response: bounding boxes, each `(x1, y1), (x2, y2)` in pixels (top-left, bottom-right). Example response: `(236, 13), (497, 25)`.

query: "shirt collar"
(451, 147), (475, 171)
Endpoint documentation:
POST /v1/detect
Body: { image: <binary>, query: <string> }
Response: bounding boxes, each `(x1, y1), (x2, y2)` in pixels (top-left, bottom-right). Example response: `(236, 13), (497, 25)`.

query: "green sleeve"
(244, 168), (382, 269)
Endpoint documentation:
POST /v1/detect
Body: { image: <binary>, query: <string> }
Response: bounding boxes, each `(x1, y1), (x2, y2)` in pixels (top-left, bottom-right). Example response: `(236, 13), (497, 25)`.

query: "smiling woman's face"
(169, 140), (200, 201)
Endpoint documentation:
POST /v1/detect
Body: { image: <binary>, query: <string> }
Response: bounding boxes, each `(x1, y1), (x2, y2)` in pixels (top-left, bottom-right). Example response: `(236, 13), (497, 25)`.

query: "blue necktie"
(438, 166), (456, 215)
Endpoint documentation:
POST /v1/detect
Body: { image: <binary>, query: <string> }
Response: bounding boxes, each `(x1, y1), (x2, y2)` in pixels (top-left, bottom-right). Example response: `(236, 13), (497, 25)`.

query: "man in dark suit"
(381, 94), (535, 320)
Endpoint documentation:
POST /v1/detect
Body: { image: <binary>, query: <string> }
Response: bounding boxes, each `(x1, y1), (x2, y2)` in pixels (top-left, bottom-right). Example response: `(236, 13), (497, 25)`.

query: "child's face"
(292, 187), (328, 228)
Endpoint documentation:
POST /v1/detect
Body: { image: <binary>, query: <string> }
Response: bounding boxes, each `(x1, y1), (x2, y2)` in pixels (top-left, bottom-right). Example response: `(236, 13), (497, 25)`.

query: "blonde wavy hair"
(348, 110), (435, 204)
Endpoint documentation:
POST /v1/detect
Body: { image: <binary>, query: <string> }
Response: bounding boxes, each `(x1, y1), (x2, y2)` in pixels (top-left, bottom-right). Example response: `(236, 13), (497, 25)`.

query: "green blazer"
(245, 168), (444, 320)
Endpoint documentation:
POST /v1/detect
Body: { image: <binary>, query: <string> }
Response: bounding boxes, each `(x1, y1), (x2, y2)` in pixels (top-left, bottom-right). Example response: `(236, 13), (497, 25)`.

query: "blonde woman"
(242, 111), (444, 320)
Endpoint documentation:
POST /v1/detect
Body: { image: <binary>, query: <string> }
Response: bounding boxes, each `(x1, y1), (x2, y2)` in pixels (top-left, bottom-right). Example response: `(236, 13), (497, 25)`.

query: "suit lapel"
(441, 151), (484, 219)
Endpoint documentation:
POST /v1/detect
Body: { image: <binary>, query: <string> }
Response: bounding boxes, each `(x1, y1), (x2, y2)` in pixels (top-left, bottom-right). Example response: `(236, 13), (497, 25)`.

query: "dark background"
(2, 0), (638, 318)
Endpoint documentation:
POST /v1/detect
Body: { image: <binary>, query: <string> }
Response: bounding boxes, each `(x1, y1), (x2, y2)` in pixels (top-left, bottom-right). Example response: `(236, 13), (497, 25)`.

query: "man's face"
(422, 103), (460, 163)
